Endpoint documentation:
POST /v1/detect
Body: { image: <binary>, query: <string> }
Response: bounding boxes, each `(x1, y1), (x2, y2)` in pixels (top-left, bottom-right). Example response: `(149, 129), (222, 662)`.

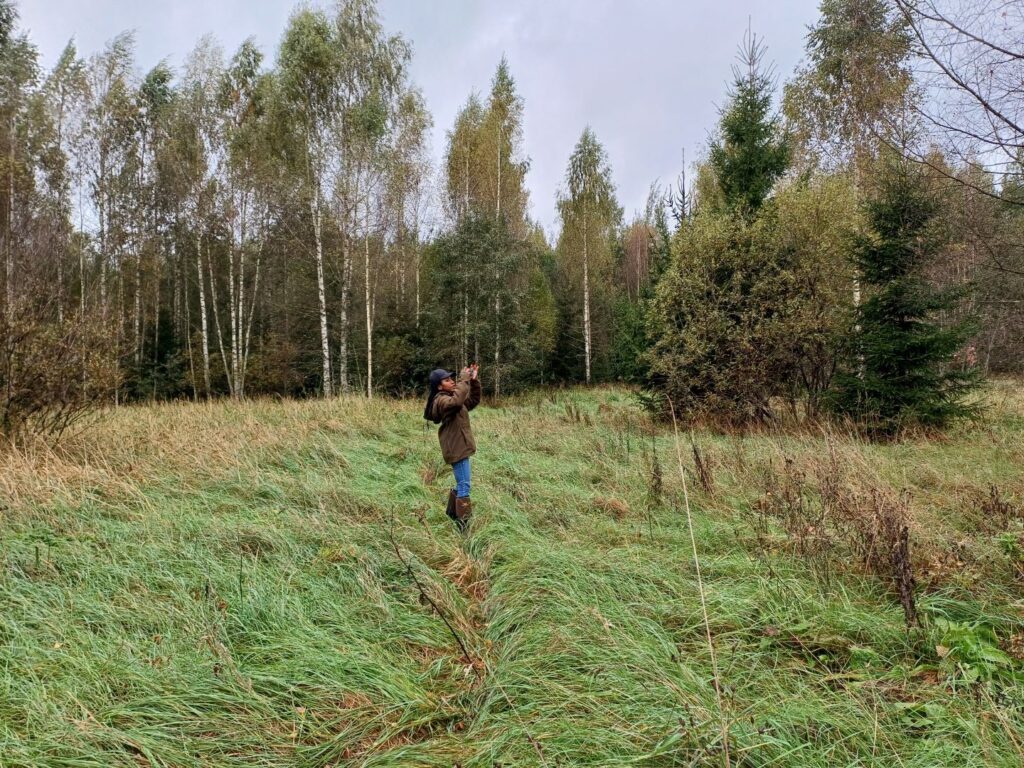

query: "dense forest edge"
(0, 0), (1021, 442)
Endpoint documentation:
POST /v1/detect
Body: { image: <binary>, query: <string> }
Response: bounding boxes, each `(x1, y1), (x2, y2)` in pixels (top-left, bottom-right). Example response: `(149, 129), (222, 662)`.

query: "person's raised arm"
(433, 369), (473, 418)
(466, 374), (482, 411)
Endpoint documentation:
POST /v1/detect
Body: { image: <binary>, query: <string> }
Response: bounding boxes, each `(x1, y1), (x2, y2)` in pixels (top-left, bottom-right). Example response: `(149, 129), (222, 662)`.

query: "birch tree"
(0, 3), (118, 438)
(479, 58), (528, 236)
(444, 94), (484, 224)
(440, 60), (530, 394)
(0, 3), (37, 319)
(81, 32), (138, 343)
(38, 42), (86, 327)
(279, 8), (341, 397)
(557, 127), (620, 384)
(330, 0), (410, 397)
(173, 38), (223, 397)
(892, 0), (1024, 204)
(784, 2), (913, 320)
(214, 40), (269, 398)
(479, 59), (528, 396)
(784, 0), (913, 177)
(386, 89), (431, 328)
(132, 63), (172, 382)
(277, 0), (412, 400)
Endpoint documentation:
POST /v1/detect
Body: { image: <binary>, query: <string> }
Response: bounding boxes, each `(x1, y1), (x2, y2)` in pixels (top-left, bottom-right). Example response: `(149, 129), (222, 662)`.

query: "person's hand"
(470, 364), (478, 380)
(461, 366), (473, 381)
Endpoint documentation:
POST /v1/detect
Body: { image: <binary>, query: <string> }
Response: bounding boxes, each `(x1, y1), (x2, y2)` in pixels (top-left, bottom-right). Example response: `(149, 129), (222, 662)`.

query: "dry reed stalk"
(668, 397), (731, 768)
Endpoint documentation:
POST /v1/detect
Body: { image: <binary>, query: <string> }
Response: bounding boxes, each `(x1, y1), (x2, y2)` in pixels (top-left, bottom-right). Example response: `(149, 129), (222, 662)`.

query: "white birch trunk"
(339, 238), (351, 394)
(172, 235), (181, 338)
(364, 213), (373, 399)
(853, 168), (864, 377)
(57, 245), (64, 325)
(184, 258), (196, 400)
(133, 135), (146, 366)
(196, 234), (211, 396)
(227, 243), (238, 398)
(152, 256), (160, 399)
(494, 296), (501, 398)
(227, 211), (239, 400)
(583, 209), (592, 386)
(56, 106), (67, 325)
(312, 193), (332, 397)
(5, 114), (13, 320)
(98, 167), (107, 322)
(207, 245), (233, 395)
(241, 246), (261, 398)
(463, 151), (469, 217)
(494, 125), (502, 396)
(236, 245), (244, 397)
(114, 255), (123, 406)
(79, 213), (86, 316)
(133, 241), (142, 366)
(462, 293), (468, 369)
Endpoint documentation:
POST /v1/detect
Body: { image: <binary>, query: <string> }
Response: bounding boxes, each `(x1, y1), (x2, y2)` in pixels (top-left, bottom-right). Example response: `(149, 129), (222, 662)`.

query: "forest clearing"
(1, 384), (1022, 766)
(3, 0), (1024, 764)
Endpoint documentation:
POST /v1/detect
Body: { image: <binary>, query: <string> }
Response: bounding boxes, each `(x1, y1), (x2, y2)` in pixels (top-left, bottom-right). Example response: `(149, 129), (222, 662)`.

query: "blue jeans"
(452, 458), (471, 499)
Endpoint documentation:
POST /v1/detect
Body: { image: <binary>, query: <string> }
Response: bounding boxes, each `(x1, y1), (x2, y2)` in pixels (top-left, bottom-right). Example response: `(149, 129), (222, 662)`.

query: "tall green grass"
(1, 384), (1022, 766)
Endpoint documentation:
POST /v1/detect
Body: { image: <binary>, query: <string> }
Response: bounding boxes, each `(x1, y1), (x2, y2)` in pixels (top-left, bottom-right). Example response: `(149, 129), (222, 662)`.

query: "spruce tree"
(709, 31), (790, 215)
(830, 161), (980, 435)
(646, 31), (801, 424)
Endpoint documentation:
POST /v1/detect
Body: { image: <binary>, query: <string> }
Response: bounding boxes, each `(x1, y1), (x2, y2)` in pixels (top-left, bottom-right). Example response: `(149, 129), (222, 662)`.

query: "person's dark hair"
(423, 368), (453, 423)
(423, 380), (442, 423)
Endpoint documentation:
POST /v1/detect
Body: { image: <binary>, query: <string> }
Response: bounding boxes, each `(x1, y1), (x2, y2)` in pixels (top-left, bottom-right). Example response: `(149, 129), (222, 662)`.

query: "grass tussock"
(1, 383), (1022, 766)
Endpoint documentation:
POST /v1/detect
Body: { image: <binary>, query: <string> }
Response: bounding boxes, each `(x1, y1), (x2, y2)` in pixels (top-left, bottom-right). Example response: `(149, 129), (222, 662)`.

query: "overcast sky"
(19, 0), (821, 236)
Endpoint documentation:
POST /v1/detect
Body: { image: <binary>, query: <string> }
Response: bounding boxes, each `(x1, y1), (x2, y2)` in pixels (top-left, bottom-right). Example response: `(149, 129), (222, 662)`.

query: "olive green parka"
(430, 374), (482, 464)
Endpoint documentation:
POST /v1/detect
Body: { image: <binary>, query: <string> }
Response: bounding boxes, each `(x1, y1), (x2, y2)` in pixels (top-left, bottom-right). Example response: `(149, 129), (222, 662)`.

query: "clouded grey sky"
(20, 0), (821, 235)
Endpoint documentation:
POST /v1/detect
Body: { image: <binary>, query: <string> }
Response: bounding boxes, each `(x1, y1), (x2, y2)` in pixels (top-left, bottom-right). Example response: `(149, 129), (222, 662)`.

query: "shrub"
(0, 303), (118, 443)
(645, 176), (855, 425)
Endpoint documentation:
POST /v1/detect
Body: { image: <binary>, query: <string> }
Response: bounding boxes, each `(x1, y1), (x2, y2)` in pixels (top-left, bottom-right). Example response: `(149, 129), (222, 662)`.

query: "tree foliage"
(555, 127), (621, 383)
(647, 175), (856, 424)
(709, 31), (790, 215)
(0, 0), (1014, 438)
(829, 159), (981, 434)
(784, 0), (913, 175)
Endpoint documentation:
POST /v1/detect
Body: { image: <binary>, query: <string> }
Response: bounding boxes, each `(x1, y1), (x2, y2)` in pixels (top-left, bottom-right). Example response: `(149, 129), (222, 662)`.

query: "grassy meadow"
(1, 383), (1023, 766)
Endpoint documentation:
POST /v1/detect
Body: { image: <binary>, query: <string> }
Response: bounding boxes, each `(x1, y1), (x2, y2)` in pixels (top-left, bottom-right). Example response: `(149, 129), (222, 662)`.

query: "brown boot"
(445, 489), (457, 522)
(454, 497), (472, 533)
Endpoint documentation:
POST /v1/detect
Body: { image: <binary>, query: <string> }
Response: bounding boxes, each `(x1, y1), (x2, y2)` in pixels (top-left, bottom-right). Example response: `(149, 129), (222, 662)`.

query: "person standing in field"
(423, 364), (481, 531)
